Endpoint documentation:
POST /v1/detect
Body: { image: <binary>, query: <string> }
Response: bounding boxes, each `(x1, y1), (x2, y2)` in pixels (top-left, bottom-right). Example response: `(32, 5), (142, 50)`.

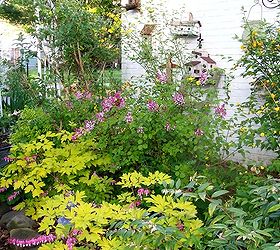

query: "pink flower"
(83, 91), (92, 100)
(129, 200), (141, 209)
(165, 122), (171, 131)
(199, 71), (208, 85)
(137, 188), (150, 198)
(195, 128), (204, 136)
(0, 187), (7, 193)
(125, 112), (133, 123)
(172, 92), (185, 106)
(147, 100), (159, 112)
(71, 128), (85, 141)
(71, 229), (82, 236)
(156, 71), (168, 83)
(114, 92), (126, 108)
(215, 104), (226, 118)
(101, 97), (114, 112)
(7, 191), (20, 202)
(101, 92), (125, 112)
(8, 234), (56, 247)
(66, 236), (77, 250)
(176, 222), (184, 231)
(3, 156), (13, 162)
(96, 112), (105, 122)
(74, 91), (83, 100)
(84, 120), (95, 131)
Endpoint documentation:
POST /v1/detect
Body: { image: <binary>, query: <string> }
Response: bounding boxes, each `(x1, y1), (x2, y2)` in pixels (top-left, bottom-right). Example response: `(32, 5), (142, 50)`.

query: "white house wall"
(121, 0), (278, 164)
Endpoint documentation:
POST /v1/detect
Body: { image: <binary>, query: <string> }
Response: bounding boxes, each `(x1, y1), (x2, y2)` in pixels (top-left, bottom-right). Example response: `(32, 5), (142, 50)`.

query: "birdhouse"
(125, 0), (141, 11)
(170, 12), (201, 37)
(186, 50), (216, 78)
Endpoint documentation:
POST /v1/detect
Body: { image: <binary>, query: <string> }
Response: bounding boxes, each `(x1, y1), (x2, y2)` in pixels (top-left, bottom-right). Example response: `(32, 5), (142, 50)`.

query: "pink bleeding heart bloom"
(137, 188), (150, 198)
(129, 200), (141, 209)
(3, 156), (13, 162)
(0, 187), (7, 193)
(66, 236), (77, 250)
(7, 191), (20, 202)
(8, 234), (56, 247)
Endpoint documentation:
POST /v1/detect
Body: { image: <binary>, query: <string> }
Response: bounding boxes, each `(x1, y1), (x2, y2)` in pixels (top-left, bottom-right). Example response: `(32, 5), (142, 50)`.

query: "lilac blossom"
(173, 92), (185, 106)
(96, 112), (105, 122)
(7, 191), (20, 202)
(137, 127), (144, 134)
(8, 234), (56, 247)
(156, 70), (168, 83)
(199, 71), (208, 85)
(74, 91), (83, 100)
(125, 112), (133, 123)
(195, 128), (204, 136)
(215, 104), (227, 118)
(147, 100), (159, 112)
(84, 119), (96, 131)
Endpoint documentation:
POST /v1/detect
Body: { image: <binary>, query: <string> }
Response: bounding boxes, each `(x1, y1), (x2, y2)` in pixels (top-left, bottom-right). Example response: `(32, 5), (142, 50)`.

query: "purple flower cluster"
(215, 104), (227, 118)
(199, 71), (208, 85)
(8, 234), (56, 247)
(84, 120), (96, 131)
(96, 112), (105, 123)
(194, 128), (204, 136)
(173, 92), (185, 106)
(165, 122), (176, 132)
(125, 112), (133, 123)
(7, 191), (20, 202)
(137, 188), (150, 198)
(156, 71), (168, 83)
(74, 91), (92, 100)
(101, 91), (125, 113)
(0, 187), (7, 193)
(147, 100), (159, 112)
(71, 128), (86, 141)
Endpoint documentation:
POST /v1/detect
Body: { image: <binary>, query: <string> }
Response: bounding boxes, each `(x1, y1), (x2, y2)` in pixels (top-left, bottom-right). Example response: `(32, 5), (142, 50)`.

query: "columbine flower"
(84, 120), (95, 131)
(96, 112), (105, 122)
(8, 234), (56, 247)
(199, 71), (208, 85)
(125, 112), (133, 123)
(7, 191), (20, 202)
(215, 104), (226, 118)
(147, 100), (159, 112)
(137, 127), (144, 134)
(195, 128), (204, 136)
(156, 70), (168, 83)
(173, 92), (185, 106)
(57, 217), (71, 226)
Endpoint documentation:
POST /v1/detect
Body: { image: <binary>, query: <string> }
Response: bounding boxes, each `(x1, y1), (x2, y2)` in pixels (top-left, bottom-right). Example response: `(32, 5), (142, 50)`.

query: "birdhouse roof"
(186, 61), (201, 66)
(201, 56), (216, 64)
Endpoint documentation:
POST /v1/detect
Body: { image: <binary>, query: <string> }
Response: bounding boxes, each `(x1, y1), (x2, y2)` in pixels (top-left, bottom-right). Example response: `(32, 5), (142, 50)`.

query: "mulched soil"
(0, 134), (9, 148)
(0, 227), (10, 250)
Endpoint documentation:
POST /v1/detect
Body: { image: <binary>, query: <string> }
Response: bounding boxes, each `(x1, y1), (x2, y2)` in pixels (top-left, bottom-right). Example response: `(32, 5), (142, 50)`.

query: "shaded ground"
(0, 134), (10, 168)
(0, 227), (9, 250)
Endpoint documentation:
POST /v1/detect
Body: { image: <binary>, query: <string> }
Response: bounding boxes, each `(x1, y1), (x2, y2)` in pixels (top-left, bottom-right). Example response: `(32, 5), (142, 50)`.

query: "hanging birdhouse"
(170, 12), (201, 37)
(125, 0), (141, 11)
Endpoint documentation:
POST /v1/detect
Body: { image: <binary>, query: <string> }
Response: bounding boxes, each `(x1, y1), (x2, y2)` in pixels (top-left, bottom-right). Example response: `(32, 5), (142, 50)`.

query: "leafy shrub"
(10, 107), (53, 144)
(237, 21), (280, 155)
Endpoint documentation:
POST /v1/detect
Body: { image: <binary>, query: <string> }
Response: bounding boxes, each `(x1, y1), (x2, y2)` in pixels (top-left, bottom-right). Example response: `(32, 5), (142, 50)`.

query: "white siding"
(121, 0), (278, 163)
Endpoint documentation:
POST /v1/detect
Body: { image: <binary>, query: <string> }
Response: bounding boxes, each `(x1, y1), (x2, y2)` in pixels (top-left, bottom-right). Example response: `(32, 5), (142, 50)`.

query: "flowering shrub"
(237, 21), (280, 155)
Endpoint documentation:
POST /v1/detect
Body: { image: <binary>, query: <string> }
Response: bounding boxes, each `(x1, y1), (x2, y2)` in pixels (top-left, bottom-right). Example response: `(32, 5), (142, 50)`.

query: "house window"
(194, 69), (200, 74)
(189, 67), (191, 71)
(210, 65), (213, 68)
(203, 64), (207, 68)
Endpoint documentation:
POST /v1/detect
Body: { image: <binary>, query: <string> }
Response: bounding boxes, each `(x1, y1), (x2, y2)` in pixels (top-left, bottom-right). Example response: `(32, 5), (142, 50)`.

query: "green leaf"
(198, 192), (206, 201)
(211, 190), (229, 198)
(228, 207), (247, 217)
(208, 202), (218, 217)
(268, 204), (280, 213)
(175, 179), (181, 189)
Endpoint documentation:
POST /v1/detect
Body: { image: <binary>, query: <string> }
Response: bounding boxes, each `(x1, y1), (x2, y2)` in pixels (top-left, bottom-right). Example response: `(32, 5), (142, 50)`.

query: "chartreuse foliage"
(0, 131), (112, 203)
(17, 172), (204, 250)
